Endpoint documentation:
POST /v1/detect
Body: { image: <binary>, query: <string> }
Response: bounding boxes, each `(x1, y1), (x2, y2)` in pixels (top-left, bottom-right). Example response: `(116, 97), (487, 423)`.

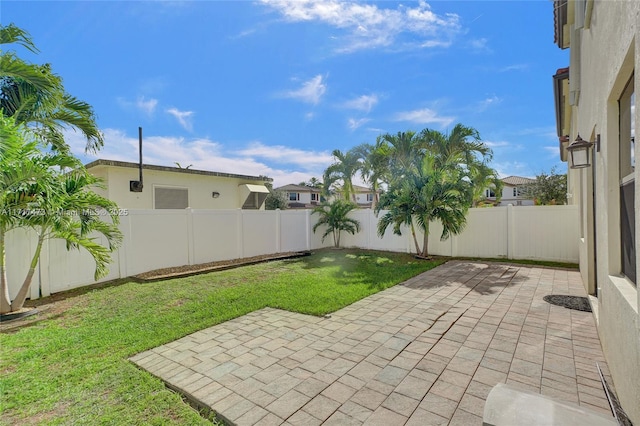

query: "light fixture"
(212, 191), (220, 198)
(567, 134), (600, 169)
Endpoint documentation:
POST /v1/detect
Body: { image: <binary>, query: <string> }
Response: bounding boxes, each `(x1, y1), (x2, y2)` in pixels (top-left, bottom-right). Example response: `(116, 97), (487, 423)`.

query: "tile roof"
(501, 176), (536, 186)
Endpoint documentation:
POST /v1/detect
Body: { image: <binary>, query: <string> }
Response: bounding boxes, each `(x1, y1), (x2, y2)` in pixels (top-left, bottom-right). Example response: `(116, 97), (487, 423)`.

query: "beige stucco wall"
(89, 164), (268, 210)
(568, 1), (639, 422)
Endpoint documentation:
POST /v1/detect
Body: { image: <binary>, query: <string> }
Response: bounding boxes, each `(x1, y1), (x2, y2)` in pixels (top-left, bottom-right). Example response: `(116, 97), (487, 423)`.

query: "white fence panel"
(510, 205), (579, 262)
(449, 207), (509, 258)
(191, 209), (241, 264)
(5, 228), (41, 300)
(125, 210), (190, 276)
(241, 210), (279, 258)
(4, 205), (580, 301)
(280, 210), (311, 252)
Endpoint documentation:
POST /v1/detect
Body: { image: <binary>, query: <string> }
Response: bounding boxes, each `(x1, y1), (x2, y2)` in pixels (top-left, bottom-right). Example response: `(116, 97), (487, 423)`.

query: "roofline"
(85, 159), (272, 182)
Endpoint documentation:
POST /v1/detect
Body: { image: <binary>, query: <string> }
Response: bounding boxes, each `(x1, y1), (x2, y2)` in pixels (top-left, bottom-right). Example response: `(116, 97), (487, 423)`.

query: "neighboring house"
(553, 1), (639, 423)
(274, 184), (322, 209)
(86, 160), (271, 210)
(275, 184), (378, 209)
(352, 184), (378, 208)
(484, 176), (536, 206)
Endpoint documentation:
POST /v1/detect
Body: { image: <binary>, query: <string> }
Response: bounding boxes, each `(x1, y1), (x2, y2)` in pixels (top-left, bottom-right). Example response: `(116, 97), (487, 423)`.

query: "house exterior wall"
(563, 1), (640, 421)
(285, 191), (317, 206)
(497, 185), (535, 206)
(89, 164), (268, 210)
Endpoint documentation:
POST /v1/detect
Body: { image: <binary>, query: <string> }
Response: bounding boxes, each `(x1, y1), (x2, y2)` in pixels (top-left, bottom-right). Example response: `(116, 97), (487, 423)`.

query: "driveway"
(130, 261), (614, 425)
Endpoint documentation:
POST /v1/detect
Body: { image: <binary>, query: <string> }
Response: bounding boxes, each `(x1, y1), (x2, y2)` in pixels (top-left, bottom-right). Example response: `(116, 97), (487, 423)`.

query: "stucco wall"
(569, 1), (640, 421)
(89, 164), (268, 210)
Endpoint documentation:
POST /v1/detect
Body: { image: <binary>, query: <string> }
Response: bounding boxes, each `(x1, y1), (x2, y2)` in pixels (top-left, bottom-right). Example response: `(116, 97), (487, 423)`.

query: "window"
(366, 193), (374, 202)
(485, 189), (496, 198)
(619, 74), (635, 284)
(154, 187), (188, 209)
(288, 192), (299, 201)
(311, 193), (319, 202)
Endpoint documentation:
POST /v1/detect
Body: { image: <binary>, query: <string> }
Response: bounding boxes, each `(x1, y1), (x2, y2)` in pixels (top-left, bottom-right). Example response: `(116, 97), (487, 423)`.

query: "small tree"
(0, 116), (122, 314)
(523, 167), (567, 205)
(312, 199), (361, 248)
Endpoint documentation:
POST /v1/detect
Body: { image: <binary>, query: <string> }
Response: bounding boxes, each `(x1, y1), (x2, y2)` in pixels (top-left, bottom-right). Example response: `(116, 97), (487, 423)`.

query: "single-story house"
(553, 0), (639, 422)
(86, 159), (271, 210)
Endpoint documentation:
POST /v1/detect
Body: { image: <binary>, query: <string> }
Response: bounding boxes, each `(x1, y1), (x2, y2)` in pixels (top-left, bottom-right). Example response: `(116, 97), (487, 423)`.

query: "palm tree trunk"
(0, 229), (12, 314)
(409, 222), (421, 255)
(422, 221), (430, 257)
(11, 231), (44, 311)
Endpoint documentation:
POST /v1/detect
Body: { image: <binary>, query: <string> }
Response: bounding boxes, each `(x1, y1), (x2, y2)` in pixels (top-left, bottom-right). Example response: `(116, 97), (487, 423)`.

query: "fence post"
(276, 209), (281, 253)
(306, 210), (311, 251)
(507, 204), (515, 259)
(117, 213), (131, 279)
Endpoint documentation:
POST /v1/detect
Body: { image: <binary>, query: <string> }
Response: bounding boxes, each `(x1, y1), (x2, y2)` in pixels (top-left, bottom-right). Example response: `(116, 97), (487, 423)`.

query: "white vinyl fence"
(5, 205), (578, 300)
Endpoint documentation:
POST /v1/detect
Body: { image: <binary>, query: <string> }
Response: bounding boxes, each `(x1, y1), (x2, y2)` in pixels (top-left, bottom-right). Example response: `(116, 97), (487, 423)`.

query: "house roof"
(554, 0), (569, 49)
(352, 184), (375, 193)
(275, 184), (321, 192)
(85, 159), (271, 182)
(501, 176), (535, 186)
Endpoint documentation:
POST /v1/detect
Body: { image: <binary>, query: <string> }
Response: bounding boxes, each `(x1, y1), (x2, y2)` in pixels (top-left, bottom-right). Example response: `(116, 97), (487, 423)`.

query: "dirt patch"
(133, 251), (310, 281)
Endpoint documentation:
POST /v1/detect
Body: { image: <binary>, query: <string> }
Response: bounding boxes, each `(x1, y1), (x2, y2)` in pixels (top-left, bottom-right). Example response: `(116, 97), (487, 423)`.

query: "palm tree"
(1, 23), (103, 153)
(420, 123), (496, 207)
(376, 153), (472, 257)
(378, 130), (424, 180)
(312, 199), (361, 248)
(323, 148), (364, 202)
(354, 141), (389, 210)
(0, 116), (121, 314)
(469, 161), (503, 207)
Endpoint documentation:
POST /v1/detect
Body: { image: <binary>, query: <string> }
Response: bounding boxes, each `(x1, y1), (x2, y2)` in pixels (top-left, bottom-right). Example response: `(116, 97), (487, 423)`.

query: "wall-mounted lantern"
(567, 134), (600, 169)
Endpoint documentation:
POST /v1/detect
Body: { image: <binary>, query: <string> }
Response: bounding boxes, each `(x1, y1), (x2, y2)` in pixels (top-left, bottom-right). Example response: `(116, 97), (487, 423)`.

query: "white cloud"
(484, 140), (510, 148)
(477, 95), (502, 112)
(347, 118), (370, 130)
(166, 108), (194, 132)
(469, 37), (491, 53)
(500, 63), (529, 72)
(342, 94), (378, 112)
(235, 141), (333, 167)
(117, 96), (159, 116)
(136, 96), (158, 116)
(260, 0), (461, 53)
(393, 108), (454, 127)
(282, 75), (327, 105)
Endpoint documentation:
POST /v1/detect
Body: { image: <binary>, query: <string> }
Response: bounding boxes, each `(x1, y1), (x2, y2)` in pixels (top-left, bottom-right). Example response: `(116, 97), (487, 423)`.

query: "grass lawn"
(0, 248), (444, 425)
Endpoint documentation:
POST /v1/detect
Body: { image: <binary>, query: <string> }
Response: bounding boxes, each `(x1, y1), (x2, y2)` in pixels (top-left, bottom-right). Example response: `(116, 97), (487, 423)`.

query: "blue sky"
(4, 0), (568, 187)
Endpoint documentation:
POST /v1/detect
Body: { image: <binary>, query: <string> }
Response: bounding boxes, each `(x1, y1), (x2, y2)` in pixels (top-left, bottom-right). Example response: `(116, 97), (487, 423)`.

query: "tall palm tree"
(323, 148), (364, 202)
(378, 130), (424, 180)
(420, 123), (491, 170)
(354, 141), (389, 210)
(312, 199), (361, 248)
(420, 123), (497, 208)
(0, 116), (121, 314)
(1, 23), (103, 153)
(376, 153), (472, 257)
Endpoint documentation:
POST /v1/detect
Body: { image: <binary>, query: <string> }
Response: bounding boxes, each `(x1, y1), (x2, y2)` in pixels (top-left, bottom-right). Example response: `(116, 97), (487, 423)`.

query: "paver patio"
(130, 261), (617, 425)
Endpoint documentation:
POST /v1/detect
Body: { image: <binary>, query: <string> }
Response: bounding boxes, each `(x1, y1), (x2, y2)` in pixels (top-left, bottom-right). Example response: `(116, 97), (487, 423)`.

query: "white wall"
(90, 164), (268, 210)
(564, 0), (640, 421)
(6, 205), (578, 298)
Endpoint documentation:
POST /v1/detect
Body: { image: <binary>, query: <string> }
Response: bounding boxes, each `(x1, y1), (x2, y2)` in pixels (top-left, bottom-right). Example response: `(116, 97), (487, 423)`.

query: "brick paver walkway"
(130, 261), (615, 425)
